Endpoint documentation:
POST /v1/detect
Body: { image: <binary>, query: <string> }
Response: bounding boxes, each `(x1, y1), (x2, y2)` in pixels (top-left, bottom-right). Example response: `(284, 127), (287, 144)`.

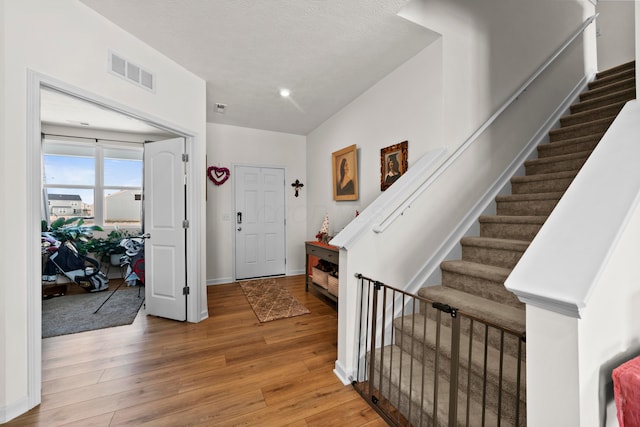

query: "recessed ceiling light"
(280, 88), (291, 98)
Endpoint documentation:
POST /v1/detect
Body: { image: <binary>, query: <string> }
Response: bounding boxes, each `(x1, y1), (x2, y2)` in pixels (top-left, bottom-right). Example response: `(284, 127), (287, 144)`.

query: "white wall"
(596, 1), (635, 71)
(1, 0), (206, 421)
(306, 37), (444, 240)
(400, 0), (596, 156)
(206, 123), (306, 284)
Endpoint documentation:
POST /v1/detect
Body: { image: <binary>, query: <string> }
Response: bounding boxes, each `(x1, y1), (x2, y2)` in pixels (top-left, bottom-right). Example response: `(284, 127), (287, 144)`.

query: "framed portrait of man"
(380, 141), (408, 191)
(332, 144), (358, 201)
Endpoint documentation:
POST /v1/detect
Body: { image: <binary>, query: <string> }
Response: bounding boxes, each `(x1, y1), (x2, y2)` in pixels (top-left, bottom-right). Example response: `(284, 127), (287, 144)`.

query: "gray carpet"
(42, 285), (144, 338)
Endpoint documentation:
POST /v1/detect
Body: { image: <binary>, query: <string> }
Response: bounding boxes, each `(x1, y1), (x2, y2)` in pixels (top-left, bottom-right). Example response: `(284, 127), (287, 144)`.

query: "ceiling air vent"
(140, 69), (154, 90)
(126, 62), (141, 83)
(109, 51), (155, 92)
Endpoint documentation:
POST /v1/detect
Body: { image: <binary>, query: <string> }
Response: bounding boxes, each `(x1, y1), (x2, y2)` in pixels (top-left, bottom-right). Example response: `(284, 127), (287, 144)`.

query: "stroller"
(120, 235), (145, 287)
(93, 234), (145, 313)
(42, 233), (109, 293)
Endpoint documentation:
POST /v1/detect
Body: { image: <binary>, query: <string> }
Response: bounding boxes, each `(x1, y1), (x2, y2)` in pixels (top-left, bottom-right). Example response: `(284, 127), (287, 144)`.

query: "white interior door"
(235, 166), (286, 280)
(144, 137), (187, 321)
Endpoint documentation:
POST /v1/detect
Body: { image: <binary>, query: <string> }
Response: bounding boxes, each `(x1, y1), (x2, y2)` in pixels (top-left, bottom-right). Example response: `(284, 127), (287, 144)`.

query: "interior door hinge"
(183, 286), (190, 296)
(182, 219), (189, 229)
(182, 153), (189, 162)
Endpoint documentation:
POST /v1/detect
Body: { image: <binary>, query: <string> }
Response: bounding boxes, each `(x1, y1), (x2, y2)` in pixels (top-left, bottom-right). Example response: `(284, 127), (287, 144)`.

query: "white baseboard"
(207, 271), (305, 286)
(206, 277), (234, 286)
(333, 360), (352, 386)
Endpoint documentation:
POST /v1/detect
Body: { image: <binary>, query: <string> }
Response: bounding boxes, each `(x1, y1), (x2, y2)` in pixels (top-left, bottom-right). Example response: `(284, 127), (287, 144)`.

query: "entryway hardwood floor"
(8, 275), (384, 426)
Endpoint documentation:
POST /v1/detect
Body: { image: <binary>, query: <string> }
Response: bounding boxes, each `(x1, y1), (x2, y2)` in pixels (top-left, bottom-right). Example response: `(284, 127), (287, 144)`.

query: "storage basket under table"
(311, 267), (329, 289)
(327, 275), (338, 296)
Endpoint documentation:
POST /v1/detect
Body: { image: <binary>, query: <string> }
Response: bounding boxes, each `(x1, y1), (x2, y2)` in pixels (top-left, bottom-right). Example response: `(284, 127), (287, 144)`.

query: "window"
(43, 138), (143, 227)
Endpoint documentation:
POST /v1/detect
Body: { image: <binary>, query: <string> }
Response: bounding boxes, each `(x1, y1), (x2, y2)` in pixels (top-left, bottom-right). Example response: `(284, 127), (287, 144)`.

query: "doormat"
(240, 278), (310, 322)
(42, 285), (144, 338)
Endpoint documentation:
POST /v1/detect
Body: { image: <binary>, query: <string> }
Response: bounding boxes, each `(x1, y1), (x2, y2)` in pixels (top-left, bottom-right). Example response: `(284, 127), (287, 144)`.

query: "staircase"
(366, 61), (636, 426)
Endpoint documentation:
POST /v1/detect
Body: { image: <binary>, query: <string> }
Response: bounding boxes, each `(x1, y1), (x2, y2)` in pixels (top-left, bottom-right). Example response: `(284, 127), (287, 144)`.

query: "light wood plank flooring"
(8, 275), (384, 426)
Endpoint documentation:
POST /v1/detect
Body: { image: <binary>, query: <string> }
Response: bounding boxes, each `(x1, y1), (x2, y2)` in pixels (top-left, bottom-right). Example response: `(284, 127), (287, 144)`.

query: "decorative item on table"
(316, 213), (330, 244)
(291, 179), (304, 197)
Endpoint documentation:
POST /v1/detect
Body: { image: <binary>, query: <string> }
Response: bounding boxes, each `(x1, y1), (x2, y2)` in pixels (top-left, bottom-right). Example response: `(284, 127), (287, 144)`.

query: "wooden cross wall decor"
(291, 179), (304, 197)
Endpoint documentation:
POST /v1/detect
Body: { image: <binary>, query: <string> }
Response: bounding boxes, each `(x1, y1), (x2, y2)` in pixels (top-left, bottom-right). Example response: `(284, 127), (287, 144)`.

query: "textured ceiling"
(77, 0), (436, 135)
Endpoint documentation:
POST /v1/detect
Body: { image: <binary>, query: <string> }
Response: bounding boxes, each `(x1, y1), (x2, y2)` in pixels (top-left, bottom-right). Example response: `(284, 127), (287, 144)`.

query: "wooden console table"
(305, 241), (339, 302)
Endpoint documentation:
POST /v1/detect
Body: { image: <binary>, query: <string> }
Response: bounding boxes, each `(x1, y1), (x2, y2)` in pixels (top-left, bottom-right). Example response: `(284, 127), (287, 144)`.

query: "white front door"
(235, 166), (286, 280)
(144, 137), (187, 321)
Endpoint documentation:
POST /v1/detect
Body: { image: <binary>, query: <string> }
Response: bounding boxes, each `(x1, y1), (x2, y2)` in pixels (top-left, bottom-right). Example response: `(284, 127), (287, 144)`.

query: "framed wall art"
(380, 141), (408, 191)
(332, 144), (358, 201)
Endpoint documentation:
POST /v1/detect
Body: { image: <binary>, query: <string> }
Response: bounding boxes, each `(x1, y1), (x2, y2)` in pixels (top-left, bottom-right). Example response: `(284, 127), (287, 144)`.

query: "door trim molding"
(26, 70), (204, 411)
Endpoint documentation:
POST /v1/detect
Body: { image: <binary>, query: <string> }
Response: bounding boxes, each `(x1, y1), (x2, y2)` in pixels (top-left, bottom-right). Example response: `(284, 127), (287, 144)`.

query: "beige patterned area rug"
(240, 278), (310, 322)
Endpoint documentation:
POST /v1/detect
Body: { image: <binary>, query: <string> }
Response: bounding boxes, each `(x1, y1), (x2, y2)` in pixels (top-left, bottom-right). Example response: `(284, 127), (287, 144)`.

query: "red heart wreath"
(207, 166), (230, 186)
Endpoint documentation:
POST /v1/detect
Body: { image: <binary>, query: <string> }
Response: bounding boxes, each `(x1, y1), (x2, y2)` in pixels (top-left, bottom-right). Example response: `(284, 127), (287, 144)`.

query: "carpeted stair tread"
(496, 192), (562, 216)
(479, 215), (547, 224)
(440, 260), (521, 307)
(461, 236), (529, 252)
(372, 345), (455, 427)
(418, 286), (525, 335)
(537, 134), (603, 158)
(548, 116), (614, 142)
(511, 170), (577, 194)
(579, 77), (636, 102)
(393, 314), (527, 386)
(496, 191), (563, 202)
(559, 101), (625, 127)
(396, 308), (526, 362)
(525, 150), (591, 166)
(589, 67), (636, 90)
(441, 260), (511, 283)
(461, 237), (529, 269)
(479, 215), (547, 241)
(372, 345), (507, 426)
(392, 314), (527, 411)
(595, 60), (635, 79)
(525, 149), (592, 175)
(570, 87), (636, 114)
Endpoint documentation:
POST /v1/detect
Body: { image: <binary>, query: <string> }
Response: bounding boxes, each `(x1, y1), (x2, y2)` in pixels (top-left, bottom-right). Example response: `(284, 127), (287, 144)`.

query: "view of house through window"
(43, 138), (143, 228)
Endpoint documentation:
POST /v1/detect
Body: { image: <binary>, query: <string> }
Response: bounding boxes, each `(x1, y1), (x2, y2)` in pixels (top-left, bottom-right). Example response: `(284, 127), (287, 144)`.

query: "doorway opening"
(39, 87), (177, 336)
(26, 71), (205, 410)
